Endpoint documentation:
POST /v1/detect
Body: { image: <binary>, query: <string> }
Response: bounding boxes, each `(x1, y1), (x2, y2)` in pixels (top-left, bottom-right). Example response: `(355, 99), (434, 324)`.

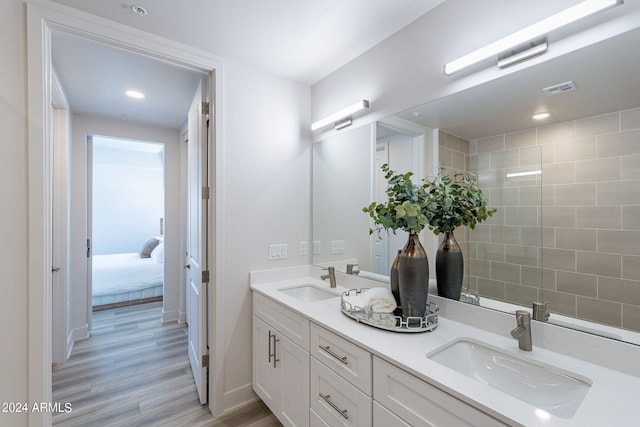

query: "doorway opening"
(89, 135), (165, 311)
(27, 5), (221, 421)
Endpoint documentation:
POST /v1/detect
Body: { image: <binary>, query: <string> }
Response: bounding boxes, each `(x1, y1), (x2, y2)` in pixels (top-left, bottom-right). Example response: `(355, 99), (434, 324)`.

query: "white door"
(51, 106), (69, 365)
(187, 79), (209, 404)
(374, 142), (390, 275)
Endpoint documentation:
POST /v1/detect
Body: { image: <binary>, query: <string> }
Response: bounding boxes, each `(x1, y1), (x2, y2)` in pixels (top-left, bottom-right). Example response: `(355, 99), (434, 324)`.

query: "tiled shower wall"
(452, 107), (640, 332)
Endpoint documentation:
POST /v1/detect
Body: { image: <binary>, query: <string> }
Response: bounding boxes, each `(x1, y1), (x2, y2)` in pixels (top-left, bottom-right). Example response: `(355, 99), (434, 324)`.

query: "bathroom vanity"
(251, 266), (640, 427)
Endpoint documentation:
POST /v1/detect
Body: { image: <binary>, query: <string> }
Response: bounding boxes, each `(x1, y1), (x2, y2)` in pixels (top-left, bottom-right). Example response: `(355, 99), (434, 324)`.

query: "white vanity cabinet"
(253, 293), (310, 427)
(309, 324), (373, 426)
(373, 356), (507, 427)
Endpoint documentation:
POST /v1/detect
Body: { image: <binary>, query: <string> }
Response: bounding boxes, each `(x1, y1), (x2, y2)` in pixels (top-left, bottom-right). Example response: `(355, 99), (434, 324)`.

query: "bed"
(92, 246), (164, 307)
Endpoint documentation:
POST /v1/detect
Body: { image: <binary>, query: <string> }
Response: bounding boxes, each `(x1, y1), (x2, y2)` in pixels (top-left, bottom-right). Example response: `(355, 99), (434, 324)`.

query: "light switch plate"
(268, 244), (288, 260)
(313, 240), (321, 255)
(299, 241), (308, 256)
(331, 240), (345, 254)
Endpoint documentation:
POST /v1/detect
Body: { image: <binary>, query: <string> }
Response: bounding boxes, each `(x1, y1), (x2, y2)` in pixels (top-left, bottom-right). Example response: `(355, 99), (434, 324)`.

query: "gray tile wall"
(456, 107), (640, 332)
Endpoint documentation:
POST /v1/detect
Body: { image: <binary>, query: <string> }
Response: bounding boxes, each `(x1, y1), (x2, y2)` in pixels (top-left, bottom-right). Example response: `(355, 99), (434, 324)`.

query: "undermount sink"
(427, 339), (591, 418)
(278, 284), (339, 303)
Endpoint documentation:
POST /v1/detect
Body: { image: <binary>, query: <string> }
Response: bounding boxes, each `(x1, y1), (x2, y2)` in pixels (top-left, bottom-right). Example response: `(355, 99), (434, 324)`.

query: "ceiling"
(389, 26), (640, 140)
(50, 0), (444, 129)
(52, 32), (205, 129)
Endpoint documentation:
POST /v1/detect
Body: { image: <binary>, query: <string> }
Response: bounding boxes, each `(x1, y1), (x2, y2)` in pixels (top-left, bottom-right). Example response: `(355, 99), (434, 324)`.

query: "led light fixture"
(311, 100), (369, 131)
(126, 90), (145, 99)
(506, 170), (542, 178)
(444, 0), (622, 75)
(497, 39), (548, 69)
(532, 112), (551, 120)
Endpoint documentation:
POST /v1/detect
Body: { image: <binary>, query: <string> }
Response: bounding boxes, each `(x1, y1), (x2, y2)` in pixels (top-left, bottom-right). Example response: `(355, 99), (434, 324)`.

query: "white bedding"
(92, 252), (164, 296)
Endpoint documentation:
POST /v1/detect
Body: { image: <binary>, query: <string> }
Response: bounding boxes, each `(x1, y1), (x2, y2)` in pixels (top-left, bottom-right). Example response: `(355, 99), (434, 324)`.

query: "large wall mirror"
(313, 27), (640, 345)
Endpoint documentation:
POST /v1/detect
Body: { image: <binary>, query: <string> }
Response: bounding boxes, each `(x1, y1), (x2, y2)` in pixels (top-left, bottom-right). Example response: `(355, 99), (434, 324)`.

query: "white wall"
(311, 0), (640, 142)
(218, 59), (311, 410)
(92, 142), (165, 255)
(0, 1), (29, 424)
(69, 114), (183, 340)
(8, 2), (312, 420)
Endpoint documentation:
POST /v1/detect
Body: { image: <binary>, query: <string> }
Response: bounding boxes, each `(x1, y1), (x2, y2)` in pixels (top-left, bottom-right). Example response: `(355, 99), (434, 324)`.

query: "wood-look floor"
(52, 302), (281, 427)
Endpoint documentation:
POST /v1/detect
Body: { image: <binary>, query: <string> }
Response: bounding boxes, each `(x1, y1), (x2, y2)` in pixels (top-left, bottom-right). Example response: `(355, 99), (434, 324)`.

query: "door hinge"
(202, 186), (210, 200)
(202, 270), (210, 283)
(202, 101), (210, 115)
(202, 354), (209, 368)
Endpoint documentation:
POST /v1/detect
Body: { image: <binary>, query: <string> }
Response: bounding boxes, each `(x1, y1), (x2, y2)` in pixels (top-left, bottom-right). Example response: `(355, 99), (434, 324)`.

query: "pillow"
(150, 242), (164, 264)
(139, 238), (160, 258)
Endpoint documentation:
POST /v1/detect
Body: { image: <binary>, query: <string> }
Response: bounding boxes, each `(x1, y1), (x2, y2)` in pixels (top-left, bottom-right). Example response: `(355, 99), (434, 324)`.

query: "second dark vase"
(389, 249), (401, 307)
(398, 233), (429, 319)
(436, 231), (464, 300)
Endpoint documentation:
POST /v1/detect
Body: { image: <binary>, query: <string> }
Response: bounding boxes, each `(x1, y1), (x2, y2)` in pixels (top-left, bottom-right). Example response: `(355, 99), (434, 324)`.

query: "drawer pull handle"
(319, 393), (349, 420)
(268, 330), (279, 368)
(319, 345), (348, 364)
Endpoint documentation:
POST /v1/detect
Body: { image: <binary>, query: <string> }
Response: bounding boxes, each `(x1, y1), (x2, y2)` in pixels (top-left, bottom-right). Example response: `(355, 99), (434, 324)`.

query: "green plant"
(362, 164), (430, 235)
(422, 170), (496, 235)
(363, 165), (496, 237)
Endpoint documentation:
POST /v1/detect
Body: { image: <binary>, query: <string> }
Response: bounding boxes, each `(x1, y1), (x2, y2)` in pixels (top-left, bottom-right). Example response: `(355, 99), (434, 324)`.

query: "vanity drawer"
(310, 357), (372, 426)
(373, 401), (410, 427)
(373, 357), (507, 427)
(253, 293), (309, 351)
(310, 322), (372, 395)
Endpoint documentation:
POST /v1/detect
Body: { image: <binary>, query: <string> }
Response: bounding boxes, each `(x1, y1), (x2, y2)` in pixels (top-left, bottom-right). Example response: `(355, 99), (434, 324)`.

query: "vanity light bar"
(311, 100), (369, 131)
(506, 170), (542, 178)
(443, 0), (622, 75)
(497, 39), (548, 69)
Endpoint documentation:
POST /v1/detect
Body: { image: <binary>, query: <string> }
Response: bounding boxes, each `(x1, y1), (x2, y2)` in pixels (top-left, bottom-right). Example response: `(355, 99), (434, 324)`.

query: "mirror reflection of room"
(312, 27), (640, 344)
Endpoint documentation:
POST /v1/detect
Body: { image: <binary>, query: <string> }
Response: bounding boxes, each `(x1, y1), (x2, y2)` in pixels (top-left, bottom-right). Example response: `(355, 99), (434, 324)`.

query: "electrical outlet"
(268, 244), (288, 260)
(299, 241), (308, 256)
(313, 240), (321, 255)
(331, 240), (345, 254)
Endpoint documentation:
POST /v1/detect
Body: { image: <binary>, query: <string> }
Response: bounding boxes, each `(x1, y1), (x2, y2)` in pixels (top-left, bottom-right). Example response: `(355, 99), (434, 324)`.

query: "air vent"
(543, 81), (577, 96)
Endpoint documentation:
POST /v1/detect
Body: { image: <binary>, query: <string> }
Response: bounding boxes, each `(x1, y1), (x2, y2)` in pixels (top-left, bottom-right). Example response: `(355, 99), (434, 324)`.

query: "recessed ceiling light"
(126, 90), (145, 99)
(130, 5), (147, 16)
(532, 112), (550, 120)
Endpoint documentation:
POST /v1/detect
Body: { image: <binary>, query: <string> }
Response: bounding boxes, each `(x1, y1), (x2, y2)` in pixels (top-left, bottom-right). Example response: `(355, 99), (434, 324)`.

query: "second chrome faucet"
(511, 310), (532, 351)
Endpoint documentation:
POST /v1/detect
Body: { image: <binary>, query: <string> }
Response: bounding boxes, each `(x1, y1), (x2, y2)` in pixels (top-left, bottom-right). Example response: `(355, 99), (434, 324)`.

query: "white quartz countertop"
(250, 270), (640, 427)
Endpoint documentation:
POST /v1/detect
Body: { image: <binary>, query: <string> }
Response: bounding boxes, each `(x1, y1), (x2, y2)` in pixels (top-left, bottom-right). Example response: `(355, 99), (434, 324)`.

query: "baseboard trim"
(92, 296), (163, 312)
(223, 383), (258, 415)
(162, 308), (179, 323)
(66, 324), (89, 359)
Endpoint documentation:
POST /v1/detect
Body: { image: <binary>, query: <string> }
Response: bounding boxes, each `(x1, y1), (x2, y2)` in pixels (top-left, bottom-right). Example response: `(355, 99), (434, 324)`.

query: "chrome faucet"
(346, 263), (360, 276)
(532, 301), (550, 321)
(321, 266), (337, 288)
(510, 310), (532, 351)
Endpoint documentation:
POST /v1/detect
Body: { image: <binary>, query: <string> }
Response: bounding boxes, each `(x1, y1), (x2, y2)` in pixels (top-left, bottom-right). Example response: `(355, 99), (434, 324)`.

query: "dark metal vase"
(436, 231), (464, 300)
(389, 249), (401, 307)
(398, 233), (429, 319)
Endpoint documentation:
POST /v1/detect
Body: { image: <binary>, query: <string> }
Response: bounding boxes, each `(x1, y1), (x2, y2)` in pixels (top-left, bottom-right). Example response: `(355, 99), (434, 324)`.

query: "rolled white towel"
(363, 287), (397, 313)
(342, 293), (366, 311)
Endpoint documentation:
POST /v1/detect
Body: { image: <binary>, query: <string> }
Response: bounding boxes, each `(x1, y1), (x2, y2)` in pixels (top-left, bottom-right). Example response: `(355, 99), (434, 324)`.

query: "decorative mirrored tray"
(340, 288), (438, 333)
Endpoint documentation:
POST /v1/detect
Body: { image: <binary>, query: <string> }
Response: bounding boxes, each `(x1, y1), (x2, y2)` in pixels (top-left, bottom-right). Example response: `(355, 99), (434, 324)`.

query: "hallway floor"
(52, 301), (280, 426)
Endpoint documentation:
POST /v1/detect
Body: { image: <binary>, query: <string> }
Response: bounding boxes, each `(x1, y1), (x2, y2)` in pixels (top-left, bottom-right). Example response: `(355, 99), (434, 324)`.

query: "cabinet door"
(279, 334), (310, 427)
(253, 316), (280, 412)
(373, 401), (410, 427)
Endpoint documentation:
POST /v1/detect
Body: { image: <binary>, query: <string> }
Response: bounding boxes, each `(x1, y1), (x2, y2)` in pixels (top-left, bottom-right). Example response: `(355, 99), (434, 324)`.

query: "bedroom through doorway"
(89, 135), (165, 312)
